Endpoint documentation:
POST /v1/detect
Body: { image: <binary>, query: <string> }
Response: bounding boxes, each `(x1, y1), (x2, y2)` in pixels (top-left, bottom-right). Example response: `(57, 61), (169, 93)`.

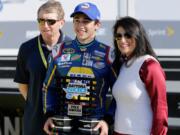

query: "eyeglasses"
(115, 32), (132, 40)
(37, 18), (59, 26)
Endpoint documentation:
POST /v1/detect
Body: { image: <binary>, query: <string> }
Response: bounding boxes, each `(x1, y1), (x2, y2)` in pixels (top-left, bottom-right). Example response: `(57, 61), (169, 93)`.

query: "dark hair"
(113, 16), (156, 70)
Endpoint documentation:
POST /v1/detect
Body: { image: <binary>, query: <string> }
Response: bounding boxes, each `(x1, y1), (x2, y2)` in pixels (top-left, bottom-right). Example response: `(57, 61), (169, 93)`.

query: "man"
(14, 1), (71, 135)
(43, 2), (116, 135)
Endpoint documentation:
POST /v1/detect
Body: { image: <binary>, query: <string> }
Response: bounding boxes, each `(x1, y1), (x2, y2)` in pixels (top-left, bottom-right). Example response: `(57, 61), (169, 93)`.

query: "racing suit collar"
(75, 37), (96, 48)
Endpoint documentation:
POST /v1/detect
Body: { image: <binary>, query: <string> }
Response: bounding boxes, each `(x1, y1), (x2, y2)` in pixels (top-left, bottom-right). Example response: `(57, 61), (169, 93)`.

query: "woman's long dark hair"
(113, 16), (157, 72)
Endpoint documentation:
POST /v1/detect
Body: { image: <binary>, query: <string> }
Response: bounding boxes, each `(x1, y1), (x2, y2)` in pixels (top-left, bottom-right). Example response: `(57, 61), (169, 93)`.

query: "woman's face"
(115, 26), (136, 57)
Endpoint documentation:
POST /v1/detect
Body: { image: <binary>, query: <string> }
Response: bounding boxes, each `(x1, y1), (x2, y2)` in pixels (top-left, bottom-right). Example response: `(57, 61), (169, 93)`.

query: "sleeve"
(43, 42), (64, 119)
(103, 64), (118, 126)
(139, 59), (168, 135)
(106, 46), (117, 89)
(106, 46), (115, 65)
(14, 44), (29, 84)
(103, 97), (116, 126)
(42, 54), (57, 116)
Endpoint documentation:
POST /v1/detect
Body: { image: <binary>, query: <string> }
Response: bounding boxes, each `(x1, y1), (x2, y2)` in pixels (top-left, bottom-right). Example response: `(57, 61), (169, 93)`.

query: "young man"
(14, 1), (71, 135)
(43, 2), (116, 135)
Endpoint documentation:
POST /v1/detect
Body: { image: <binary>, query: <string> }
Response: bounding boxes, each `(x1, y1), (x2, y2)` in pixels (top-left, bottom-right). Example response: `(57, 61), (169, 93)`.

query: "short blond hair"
(37, 0), (64, 20)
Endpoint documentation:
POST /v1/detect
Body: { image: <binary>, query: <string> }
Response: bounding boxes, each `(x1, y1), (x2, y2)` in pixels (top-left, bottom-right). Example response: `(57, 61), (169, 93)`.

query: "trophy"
(51, 76), (102, 134)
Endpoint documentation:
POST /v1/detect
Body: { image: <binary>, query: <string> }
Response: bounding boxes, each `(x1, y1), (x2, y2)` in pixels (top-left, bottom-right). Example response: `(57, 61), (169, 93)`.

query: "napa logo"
(0, 0), (3, 11)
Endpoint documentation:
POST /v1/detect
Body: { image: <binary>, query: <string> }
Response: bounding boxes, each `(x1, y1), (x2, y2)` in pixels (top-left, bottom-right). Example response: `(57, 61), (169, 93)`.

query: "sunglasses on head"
(37, 18), (59, 26)
(115, 32), (132, 40)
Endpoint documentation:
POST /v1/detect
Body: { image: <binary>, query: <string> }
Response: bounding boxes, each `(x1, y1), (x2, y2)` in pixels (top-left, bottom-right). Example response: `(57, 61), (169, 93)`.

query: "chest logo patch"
(61, 54), (71, 61)
(63, 81), (88, 99)
(63, 48), (75, 54)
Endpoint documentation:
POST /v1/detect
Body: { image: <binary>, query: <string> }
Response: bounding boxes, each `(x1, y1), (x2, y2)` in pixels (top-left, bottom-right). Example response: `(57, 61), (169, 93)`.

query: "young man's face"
(73, 13), (100, 44)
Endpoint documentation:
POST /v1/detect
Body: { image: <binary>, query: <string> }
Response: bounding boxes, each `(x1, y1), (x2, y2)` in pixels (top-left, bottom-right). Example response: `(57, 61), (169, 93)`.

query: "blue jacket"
(43, 38), (117, 120)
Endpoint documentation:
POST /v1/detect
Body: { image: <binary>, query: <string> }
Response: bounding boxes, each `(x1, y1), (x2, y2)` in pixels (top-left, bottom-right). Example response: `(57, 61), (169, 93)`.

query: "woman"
(111, 16), (168, 135)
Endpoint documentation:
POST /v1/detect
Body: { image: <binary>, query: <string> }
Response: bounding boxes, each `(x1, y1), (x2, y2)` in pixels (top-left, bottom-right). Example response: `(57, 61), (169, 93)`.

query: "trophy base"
(52, 116), (72, 132)
(78, 118), (100, 135)
(51, 116), (100, 134)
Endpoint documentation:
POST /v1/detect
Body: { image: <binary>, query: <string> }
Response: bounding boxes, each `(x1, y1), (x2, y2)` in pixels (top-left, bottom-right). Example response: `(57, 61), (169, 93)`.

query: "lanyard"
(38, 36), (47, 69)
